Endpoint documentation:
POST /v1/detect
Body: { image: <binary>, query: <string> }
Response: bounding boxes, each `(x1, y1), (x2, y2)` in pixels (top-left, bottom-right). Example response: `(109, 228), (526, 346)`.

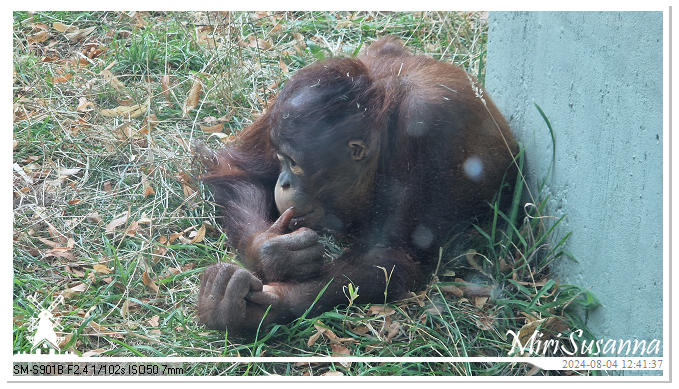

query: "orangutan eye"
(277, 153), (295, 165)
(277, 153), (302, 174)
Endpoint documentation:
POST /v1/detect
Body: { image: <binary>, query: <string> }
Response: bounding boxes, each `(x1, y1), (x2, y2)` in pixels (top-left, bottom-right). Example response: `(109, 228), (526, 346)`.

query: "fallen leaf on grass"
(142, 174), (155, 197)
(140, 114), (158, 135)
(37, 237), (59, 248)
(82, 348), (109, 357)
(321, 371), (343, 376)
(101, 69), (125, 90)
(100, 104), (146, 119)
(77, 97), (95, 112)
(161, 75), (172, 101)
(142, 271), (159, 293)
(65, 26), (96, 41)
(279, 59), (289, 74)
(189, 224), (206, 244)
(330, 343), (351, 357)
(53, 22), (77, 33)
(125, 220), (140, 236)
(147, 315), (160, 327)
(88, 321), (122, 337)
(368, 305), (395, 316)
(438, 284), (464, 297)
(45, 247), (75, 261)
(59, 333), (73, 348)
(121, 299), (129, 319)
(51, 73), (73, 83)
(386, 322), (401, 342)
(105, 212), (129, 233)
(516, 317), (570, 347)
(65, 266), (85, 278)
(239, 36), (273, 50)
(92, 263), (112, 274)
(62, 282), (87, 299)
(199, 122), (224, 133)
(27, 31), (50, 44)
(86, 212), (102, 223)
(182, 77), (203, 118)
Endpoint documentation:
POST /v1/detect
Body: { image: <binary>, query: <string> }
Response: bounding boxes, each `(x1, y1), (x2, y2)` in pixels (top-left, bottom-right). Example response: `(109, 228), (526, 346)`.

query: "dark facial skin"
(196, 36), (518, 338)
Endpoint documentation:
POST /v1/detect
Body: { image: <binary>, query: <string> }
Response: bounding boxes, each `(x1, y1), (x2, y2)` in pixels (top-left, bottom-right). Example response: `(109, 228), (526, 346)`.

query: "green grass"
(13, 11), (597, 376)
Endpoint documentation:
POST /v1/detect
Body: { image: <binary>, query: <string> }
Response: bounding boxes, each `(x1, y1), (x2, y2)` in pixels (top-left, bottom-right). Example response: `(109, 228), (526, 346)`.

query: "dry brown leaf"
(199, 122), (224, 133)
(368, 305), (395, 316)
(101, 69), (125, 90)
(65, 26), (96, 41)
(351, 325), (370, 335)
(142, 177), (155, 197)
(167, 267), (181, 276)
(517, 317), (570, 346)
(454, 278), (494, 298)
(83, 44), (105, 59)
(100, 104), (146, 119)
(37, 237), (59, 248)
(103, 181), (113, 193)
(182, 182), (196, 199)
(121, 299), (129, 319)
(88, 321), (119, 336)
(86, 212), (102, 223)
(514, 278), (549, 287)
(307, 330), (322, 347)
(52, 73), (73, 83)
(77, 97), (95, 112)
(474, 296), (489, 308)
(59, 169), (81, 180)
(142, 271), (159, 293)
(66, 266), (85, 278)
(62, 282), (87, 299)
(92, 263), (112, 274)
(147, 315), (160, 327)
(27, 31), (50, 44)
(499, 257), (512, 273)
(190, 224), (206, 244)
(386, 322), (401, 342)
(182, 77), (203, 118)
(140, 114), (158, 135)
(53, 22), (77, 33)
(321, 371), (343, 376)
(59, 333), (73, 348)
(82, 348), (108, 357)
(125, 220), (140, 236)
(330, 343), (350, 357)
(438, 284), (464, 297)
(45, 247), (75, 261)
(105, 212), (129, 233)
(465, 249), (484, 272)
(279, 59), (289, 74)
(33, 22), (50, 31)
(161, 75), (172, 101)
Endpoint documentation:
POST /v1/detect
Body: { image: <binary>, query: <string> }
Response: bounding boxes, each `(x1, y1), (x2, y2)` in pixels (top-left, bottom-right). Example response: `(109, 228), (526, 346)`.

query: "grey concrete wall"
(485, 11), (663, 361)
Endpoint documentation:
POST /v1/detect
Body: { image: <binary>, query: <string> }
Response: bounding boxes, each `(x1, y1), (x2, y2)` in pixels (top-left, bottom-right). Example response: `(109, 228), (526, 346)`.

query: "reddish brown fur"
(197, 36), (518, 336)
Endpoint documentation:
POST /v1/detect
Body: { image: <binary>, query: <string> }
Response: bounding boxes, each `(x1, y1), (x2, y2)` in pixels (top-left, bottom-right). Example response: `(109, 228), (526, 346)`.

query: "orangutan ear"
(347, 140), (368, 161)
